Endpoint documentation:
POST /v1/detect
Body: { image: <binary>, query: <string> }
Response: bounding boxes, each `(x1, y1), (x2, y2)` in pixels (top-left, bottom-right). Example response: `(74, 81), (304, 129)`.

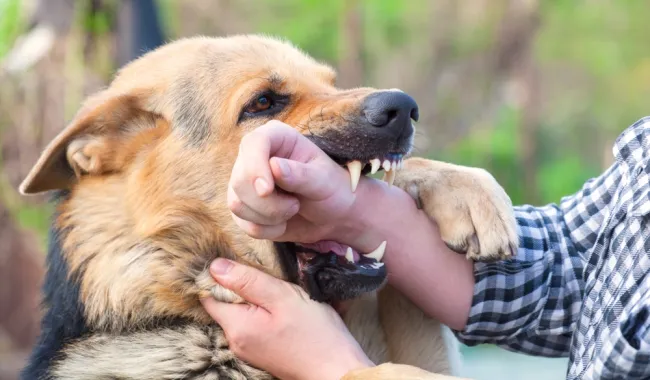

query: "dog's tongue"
(297, 241), (361, 262)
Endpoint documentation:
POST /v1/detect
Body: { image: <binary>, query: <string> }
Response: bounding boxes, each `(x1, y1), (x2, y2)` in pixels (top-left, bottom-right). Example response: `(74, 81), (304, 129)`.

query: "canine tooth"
(383, 170), (396, 186)
(347, 160), (363, 192)
(345, 247), (355, 263)
(370, 159), (381, 174)
(364, 241), (387, 261)
(382, 160), (391, 172)
(398, 159), (404, 170)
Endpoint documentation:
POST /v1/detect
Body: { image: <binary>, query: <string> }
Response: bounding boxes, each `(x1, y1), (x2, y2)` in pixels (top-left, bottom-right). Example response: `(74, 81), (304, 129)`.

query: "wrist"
(332, 176), (417, 253)
(329, 175), (475, 330)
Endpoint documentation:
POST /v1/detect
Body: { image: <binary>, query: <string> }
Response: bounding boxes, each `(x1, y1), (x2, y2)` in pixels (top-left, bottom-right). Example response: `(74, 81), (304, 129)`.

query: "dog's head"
(20, 35), (418, 307)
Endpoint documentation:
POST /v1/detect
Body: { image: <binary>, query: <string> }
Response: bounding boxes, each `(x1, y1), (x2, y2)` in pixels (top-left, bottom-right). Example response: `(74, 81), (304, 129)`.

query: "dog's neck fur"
(53, 171), (227, 332)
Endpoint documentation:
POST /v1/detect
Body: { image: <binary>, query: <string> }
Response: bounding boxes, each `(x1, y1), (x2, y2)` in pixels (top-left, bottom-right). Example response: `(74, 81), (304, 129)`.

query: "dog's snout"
(362, 91), (419, 129)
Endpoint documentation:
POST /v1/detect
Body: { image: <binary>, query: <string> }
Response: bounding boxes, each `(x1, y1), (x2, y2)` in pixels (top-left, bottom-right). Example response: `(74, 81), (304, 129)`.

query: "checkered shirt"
(455, 117), (650, 379)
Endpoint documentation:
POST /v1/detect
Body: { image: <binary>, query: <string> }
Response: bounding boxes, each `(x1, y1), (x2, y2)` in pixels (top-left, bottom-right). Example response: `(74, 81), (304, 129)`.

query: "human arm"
(226, 119), (623, 355)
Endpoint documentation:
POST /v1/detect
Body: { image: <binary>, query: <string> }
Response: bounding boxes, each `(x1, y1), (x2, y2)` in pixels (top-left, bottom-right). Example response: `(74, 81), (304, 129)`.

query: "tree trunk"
(337, 0), (364, 88)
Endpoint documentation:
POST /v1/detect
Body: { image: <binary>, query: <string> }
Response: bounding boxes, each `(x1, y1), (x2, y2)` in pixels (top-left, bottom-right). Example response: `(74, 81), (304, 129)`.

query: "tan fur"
(342, 363), (471, 380)
(379, 286), (455, 374)
(394, 157), (518, 261)
(21, 35), (517, 379)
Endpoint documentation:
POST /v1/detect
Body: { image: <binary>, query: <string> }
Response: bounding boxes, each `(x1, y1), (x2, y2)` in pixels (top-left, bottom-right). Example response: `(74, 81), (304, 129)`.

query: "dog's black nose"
(362, 91), (419, 130)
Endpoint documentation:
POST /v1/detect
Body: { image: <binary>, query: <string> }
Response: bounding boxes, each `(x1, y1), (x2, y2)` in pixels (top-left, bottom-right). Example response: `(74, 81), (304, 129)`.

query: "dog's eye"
(239, 91), (289, 122)
(245, 95), (274, 114)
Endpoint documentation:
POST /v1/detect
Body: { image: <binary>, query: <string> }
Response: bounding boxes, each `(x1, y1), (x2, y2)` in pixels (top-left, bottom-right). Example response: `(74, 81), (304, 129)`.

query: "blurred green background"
(1, 0), (647, 379)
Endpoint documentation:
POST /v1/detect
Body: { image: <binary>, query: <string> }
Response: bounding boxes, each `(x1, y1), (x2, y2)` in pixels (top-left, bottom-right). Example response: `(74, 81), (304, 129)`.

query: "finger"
(230, 121), (301, 200)
(231, 214), (289, 240)
(209, 258), (289, 309)
(227, 185), (299, 226)
(270, 157), (346, 201)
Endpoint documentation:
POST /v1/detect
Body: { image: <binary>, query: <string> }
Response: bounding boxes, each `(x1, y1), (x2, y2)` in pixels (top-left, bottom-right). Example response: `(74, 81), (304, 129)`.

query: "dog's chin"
(273, 242), (387, 303)
(274, 242), (387, 303)
(299, 248), (387, 303)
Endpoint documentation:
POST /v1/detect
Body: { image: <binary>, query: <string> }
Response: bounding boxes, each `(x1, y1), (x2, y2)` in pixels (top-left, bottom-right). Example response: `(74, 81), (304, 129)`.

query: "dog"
(18, 34), (517, 379)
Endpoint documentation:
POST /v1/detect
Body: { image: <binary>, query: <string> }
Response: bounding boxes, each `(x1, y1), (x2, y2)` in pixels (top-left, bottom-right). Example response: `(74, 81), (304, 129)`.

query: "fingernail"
(210, 258), (234, 276)
(254, 177), (271, 196)
(285, 202), (299, 218)
(276, 158), (291, 178)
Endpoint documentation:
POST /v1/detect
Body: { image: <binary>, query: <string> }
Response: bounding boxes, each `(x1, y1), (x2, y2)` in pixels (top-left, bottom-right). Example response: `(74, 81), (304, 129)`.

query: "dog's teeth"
(346, 160), (363, 192)
(382, 160), (391, 172)
(345, 247), (355, 263)
(363, 241), (387, 261)
(398, 159), (404, 170)
(370, 159), (381, 174)
(391, 161), (397, 171)
(383, 170), (396, 186)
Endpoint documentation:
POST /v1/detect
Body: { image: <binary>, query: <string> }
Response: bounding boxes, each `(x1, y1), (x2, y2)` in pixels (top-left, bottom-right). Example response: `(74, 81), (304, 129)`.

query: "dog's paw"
(394, 157), (518, 262)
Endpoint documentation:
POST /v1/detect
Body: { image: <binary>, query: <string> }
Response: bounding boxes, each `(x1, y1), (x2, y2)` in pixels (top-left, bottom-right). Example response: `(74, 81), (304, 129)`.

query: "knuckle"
(265, 204), (291, 222)
(228, 172), (247, 194)
(243, 223), (266, 239)
(240, 131), (256, 146)
(227, 194), (245, 216)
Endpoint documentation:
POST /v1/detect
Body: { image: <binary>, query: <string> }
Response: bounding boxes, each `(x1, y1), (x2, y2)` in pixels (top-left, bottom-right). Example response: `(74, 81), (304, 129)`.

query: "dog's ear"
(19, 89), (160, 194)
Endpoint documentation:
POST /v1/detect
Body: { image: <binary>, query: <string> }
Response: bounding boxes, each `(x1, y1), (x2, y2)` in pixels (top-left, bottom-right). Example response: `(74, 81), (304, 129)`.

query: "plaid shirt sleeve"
(453, 159), (625, 357)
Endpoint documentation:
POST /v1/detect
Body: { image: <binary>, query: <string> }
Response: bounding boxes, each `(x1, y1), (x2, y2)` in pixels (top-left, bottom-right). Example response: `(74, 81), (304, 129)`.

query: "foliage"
(229, 0), (646, 207)
(0, 0), (23, 58)
(2, 0), (649, 243)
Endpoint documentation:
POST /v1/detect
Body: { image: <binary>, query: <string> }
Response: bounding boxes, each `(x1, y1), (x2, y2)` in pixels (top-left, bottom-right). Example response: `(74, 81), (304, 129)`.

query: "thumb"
(209, 258), (285, 310)
(201, 297), (252, 329)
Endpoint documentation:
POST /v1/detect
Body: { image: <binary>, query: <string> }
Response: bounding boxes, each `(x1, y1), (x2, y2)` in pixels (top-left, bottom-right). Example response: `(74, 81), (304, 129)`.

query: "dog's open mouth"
(294, 240), (387, 303)
(329, 152), (406, 190)
(280, 152), (405, 303)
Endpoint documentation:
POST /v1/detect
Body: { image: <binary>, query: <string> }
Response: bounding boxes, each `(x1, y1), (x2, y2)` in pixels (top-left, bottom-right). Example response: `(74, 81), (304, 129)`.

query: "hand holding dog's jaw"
(229, 120), (399, 243)
(202, 258), (374, 380)
(228, 121), (361, 243)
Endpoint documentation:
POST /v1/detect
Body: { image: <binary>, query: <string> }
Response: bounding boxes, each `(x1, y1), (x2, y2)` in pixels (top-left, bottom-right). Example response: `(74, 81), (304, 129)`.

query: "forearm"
(336, 177), (474, 331)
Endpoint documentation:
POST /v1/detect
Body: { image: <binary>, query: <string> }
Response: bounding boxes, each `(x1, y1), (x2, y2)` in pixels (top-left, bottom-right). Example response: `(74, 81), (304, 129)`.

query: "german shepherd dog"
(19, 35), (517, 380)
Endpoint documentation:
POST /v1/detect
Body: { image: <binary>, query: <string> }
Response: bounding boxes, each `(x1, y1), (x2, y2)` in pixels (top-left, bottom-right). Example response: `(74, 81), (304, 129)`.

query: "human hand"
(227, 120), (359, 243)
(201, 258), (373, 380)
